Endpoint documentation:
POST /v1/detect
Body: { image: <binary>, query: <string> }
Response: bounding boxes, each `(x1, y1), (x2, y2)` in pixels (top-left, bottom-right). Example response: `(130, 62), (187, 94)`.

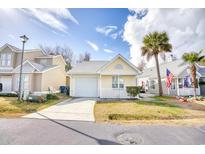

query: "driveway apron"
(23, 98), (96, 122)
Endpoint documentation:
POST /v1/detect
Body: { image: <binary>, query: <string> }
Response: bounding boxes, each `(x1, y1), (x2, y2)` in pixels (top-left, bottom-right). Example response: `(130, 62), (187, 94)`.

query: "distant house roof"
(68, 61), (108, 74)
(14, 60), (58, 73)
(0, 43), (45, 54)
(68, 54), (140, 75)
(138, 59), (205, 79)
(138, 59), (188, 79)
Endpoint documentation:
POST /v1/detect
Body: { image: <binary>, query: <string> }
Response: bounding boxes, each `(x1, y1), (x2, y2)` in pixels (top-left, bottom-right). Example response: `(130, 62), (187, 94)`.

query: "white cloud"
(104, 49), (114, 53)
(86, 40), (99, 51)
(96, 25), (122, 39)
(123, 8), (205, 67)
(96, 25), (117, 36)
(20, 8), (78, 33)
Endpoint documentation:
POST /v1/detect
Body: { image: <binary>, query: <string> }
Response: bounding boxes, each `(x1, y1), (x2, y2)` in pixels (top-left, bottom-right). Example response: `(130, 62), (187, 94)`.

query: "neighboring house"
(137, 59), (205, 96)
(0, 43), (67, 94)
(68, 54), (140, 98)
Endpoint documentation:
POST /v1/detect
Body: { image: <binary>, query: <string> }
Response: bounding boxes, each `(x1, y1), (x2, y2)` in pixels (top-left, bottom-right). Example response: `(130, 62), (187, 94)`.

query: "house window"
(0, 83), (2, 92)
(119, 78), (124, 88)
(0, 53), (12, 66)
(184, 76), (192, 88)
(178, 78), (183, 88)
(40, 59), (48, 65)
(150, 80), (155, 89)
(112, 76), (124, 89)
(23, 75), (29, 90)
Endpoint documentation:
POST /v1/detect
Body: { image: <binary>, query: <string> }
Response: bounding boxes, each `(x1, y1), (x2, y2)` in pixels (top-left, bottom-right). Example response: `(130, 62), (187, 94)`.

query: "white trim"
(0, 44), (17, 52)
(14, 60), (41, 72)
(40, 65), (60, 73)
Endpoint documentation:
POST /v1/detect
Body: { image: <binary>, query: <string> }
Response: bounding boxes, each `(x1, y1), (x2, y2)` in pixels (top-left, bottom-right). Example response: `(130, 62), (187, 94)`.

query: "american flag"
(166, 69), (174, 88)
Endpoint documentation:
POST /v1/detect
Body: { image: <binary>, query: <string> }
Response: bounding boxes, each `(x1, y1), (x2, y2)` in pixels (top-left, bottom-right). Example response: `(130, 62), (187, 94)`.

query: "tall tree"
(78, 52), (91, 63)
(141, 31), (172, 96)
(182, 50), (205, 97)
(39, 44), (74, 71)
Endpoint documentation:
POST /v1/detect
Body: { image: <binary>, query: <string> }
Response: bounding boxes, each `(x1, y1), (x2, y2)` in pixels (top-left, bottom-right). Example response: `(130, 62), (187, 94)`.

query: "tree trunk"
(191, 64), (197, 98)
(154, 54), (163, 96)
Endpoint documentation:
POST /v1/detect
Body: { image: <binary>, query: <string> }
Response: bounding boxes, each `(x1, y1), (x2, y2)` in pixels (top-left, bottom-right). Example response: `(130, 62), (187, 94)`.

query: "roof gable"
(97, 54), (140, 75)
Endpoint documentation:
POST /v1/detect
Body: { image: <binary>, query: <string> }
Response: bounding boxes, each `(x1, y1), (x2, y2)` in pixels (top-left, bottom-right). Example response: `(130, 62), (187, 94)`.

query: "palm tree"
(182, 50), (204, 97)
(141, 31), (172, 96)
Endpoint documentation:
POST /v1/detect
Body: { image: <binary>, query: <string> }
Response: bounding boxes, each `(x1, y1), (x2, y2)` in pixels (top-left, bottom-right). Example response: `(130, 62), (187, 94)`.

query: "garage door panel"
(0, 76), (12, 92)
(75, 77), (98, 97)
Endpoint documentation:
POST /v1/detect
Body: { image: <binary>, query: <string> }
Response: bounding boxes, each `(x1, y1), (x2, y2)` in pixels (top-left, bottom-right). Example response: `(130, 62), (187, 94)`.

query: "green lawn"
(94, 97), (205, 124)
(0, 94), (70, 118)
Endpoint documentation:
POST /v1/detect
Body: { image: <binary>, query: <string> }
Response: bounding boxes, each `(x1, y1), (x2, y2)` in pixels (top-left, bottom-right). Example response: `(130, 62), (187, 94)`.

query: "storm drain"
(116, 133), (143, 145)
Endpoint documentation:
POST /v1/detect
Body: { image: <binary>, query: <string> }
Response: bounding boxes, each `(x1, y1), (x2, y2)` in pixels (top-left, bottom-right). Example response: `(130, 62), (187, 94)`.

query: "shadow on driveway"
(37, 113), (120, 145)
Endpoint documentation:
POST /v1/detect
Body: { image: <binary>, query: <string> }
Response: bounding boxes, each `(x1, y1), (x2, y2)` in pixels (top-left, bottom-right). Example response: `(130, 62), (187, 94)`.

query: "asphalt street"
(0, 118), (205, 145)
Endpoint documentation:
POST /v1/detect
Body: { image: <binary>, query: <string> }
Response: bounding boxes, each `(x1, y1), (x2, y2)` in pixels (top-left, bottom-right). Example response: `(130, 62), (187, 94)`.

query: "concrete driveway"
(23, 98), (96, 122)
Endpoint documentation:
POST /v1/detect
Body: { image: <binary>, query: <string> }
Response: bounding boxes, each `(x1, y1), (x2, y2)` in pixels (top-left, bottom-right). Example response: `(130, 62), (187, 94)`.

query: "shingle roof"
(138, 59), (205, 79)
(28, 60), (58, 72)
(68, 61), (108, 74)
(138, 59), (189, 79)
(1, 43), (43, 53)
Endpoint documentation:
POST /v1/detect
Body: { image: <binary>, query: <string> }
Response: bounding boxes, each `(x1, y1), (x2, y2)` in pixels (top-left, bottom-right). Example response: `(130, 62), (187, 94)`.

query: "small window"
(178, 78), (183, 88)
(150, 80), (155, 89)
(7, 54), (12, 66)
(0, 53), (12, 66)
(112, 76), (118, 88)
(0, 83), (2, 92)
(119, 78), (124, 88)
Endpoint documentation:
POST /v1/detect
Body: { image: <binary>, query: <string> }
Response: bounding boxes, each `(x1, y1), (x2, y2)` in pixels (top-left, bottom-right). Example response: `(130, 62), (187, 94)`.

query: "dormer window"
(0, 53), (12, 66)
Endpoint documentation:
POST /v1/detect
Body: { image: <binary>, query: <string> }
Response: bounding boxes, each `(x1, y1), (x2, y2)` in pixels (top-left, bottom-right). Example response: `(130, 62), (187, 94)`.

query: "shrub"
(0, 93), (18, 97)
(46, 94), (59, 100)
(126, 86), (140, 98)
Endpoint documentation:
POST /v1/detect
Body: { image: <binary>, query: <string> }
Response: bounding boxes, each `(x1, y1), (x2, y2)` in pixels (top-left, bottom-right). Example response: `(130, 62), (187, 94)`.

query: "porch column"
(176, 77), (180, 96)
(99, 74), (101, 98)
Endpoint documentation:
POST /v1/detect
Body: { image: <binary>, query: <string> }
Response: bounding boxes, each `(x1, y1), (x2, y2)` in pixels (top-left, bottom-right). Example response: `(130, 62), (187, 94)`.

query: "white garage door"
(0, 76), (12, 93)
(75, 77), (98, 97)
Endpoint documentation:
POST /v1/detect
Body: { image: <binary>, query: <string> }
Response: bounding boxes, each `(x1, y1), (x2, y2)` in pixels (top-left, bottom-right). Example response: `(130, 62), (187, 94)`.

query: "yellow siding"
(15, 51), (44, 66)
(41, 67), (66, 91)
(33, 73), (42, 91)
(52, 56), (66, 70)
(101, 57), (137, 75)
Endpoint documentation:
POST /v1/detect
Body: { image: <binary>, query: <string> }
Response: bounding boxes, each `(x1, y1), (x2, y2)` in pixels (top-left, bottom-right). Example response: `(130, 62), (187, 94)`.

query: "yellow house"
(0, 44), (67, 94)
(68, 54), (140, 98)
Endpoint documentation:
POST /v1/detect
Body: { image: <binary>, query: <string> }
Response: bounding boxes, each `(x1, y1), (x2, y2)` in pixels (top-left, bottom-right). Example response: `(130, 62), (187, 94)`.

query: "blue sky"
(0, 8), (131, 60)
(0, 8), (204, 66)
